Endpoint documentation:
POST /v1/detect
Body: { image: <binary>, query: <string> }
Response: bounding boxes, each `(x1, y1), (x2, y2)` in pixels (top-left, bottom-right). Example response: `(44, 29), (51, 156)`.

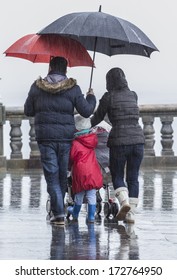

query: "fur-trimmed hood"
(36, 76), (77, 94)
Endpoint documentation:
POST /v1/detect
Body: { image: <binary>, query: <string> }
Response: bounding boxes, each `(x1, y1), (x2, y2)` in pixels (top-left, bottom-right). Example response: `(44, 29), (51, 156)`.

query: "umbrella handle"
(89, 55), (95, 90)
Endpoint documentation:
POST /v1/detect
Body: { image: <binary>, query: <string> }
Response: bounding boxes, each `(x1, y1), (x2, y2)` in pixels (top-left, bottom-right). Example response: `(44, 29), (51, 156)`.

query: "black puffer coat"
(24, 72), (96, 143)
(91, 68), (145, 147)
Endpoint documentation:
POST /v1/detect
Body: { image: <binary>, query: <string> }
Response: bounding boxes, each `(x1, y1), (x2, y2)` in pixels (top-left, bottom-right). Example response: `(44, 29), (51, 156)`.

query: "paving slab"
(0, 169), (177, 260)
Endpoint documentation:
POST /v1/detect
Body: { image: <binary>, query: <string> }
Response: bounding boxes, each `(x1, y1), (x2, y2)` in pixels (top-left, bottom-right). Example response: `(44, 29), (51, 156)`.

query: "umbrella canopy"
(38, 10), (158, 58)
(4, 34), (94, 67)
(38, 8), (158, 89)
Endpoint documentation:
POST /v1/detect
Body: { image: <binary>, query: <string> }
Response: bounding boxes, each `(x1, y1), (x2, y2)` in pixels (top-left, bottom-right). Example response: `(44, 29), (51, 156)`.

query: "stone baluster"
(141, 115), (155, 156)
(29, 118), (40, 158)
(0, 103), (6, 168)
(9, 117), (22, 159)
(160, 116), (174, 156)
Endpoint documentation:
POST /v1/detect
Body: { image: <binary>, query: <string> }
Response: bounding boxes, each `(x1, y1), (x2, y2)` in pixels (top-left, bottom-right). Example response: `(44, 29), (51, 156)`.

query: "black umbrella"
(38, 6), (158, 88)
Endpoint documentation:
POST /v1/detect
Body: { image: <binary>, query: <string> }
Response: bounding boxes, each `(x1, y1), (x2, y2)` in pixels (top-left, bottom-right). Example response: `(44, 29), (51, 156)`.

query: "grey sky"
(0, 0), (176, 106)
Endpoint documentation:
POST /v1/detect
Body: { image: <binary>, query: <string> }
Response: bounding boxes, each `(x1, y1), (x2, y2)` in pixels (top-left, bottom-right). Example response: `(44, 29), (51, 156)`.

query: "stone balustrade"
(0, 104), (177, 170)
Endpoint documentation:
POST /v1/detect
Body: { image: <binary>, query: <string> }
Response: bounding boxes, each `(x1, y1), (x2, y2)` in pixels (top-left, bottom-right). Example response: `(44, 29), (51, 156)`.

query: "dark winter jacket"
(24, 71), (96, 143)
(91, 68), (145, 147)
(70, 131), (103, 194)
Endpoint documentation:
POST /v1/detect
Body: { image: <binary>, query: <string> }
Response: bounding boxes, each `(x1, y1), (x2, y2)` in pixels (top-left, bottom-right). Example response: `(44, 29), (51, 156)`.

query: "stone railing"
(1, 104), (177, 170)
(139, 104), (177, 167)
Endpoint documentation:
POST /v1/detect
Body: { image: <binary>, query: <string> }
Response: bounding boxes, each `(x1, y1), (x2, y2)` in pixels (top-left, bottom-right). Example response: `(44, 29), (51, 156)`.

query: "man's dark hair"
(49, 56), (68, 74)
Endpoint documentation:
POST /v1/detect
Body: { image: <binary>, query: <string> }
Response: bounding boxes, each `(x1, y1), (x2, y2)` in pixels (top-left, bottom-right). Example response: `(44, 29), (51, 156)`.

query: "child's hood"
(75, 133), (98, 149)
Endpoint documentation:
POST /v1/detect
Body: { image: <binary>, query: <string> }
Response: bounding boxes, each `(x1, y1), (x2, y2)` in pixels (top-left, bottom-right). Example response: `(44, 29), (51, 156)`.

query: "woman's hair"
(49, 56), (68, 74)
(106, 67), (128, 91)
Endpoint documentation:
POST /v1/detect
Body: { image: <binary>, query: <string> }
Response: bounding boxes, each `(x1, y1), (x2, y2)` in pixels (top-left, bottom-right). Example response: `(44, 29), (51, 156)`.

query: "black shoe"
(50, 216), (65, 225)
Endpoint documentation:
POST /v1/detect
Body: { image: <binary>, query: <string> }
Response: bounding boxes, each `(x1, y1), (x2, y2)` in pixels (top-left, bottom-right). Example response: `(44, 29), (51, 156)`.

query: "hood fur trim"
(36, 76), (77, 94)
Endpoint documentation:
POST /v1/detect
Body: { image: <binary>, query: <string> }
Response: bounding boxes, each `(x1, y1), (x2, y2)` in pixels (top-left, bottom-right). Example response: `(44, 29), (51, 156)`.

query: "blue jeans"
(110, 144), (144, 198)
(74, 189), (96, 205)
(38, 142), (71, 217)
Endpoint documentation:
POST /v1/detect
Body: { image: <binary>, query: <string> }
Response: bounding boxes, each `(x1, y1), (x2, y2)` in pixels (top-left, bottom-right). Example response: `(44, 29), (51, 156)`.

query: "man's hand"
(86, 88), (94, 95)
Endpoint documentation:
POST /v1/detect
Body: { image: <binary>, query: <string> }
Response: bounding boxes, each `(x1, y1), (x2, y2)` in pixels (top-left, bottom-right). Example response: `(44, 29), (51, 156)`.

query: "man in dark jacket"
(24, 56), (96, 225)
(91, 67), (144, 224)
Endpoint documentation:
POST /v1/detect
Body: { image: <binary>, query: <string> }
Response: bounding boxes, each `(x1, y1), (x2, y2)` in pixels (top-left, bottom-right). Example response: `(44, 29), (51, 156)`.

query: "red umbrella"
(4, 34), (94, 67)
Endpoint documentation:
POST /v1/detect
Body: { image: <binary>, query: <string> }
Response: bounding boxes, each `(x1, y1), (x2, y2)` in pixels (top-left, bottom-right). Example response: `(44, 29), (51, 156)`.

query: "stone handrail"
(1, 104), (177, 169)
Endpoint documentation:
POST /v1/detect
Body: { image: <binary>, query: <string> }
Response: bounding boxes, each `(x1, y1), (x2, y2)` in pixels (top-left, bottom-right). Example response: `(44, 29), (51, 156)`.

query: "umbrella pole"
(89, 38), (97, 90)
(89, 5), (101, 90)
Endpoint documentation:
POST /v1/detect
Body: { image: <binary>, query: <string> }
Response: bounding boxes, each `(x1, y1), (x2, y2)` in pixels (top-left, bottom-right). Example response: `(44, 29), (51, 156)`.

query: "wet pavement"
(0, 168), (177, 260)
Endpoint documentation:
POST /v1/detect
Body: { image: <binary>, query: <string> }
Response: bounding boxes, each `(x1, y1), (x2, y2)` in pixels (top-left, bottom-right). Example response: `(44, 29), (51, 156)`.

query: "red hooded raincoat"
(70, 132), (103, 194)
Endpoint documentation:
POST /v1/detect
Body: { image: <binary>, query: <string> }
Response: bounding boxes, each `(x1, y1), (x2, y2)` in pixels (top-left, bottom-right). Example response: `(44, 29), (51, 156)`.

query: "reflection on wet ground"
(0, 169), (177, 260)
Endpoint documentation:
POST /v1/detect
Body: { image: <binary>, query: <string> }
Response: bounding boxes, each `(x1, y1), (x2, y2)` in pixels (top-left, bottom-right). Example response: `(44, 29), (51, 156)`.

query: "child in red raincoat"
(67, 127), (103, 223)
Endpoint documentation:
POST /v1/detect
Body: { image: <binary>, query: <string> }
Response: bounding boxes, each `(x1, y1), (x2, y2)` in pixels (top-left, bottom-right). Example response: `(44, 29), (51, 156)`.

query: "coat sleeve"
(24, 83), (36, 117)
(74, 86), (96, 118)
(91, 92), (110, 127)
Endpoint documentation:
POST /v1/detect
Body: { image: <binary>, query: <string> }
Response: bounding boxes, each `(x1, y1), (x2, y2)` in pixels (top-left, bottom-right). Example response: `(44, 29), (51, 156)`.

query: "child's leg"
(86, 189), (97, 205)
(67, 191), (85, 220)
(86, 189), (97, 223)
(74, 191), (85, 205)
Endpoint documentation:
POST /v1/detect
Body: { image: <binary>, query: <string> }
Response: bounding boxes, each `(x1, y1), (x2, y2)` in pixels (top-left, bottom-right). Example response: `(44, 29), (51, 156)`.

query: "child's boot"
(67, 204), (81, 222)
(115, 187), (130, 221)
(87, 204), (96, 223)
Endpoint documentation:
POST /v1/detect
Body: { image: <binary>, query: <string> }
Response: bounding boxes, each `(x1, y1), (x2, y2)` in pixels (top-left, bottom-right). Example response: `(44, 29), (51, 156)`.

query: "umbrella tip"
(99, 5), (102, 12)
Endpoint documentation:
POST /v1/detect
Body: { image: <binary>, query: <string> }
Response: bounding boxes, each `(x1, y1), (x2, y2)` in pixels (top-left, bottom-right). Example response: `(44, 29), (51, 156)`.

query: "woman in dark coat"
(91, 67), (144, 223)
